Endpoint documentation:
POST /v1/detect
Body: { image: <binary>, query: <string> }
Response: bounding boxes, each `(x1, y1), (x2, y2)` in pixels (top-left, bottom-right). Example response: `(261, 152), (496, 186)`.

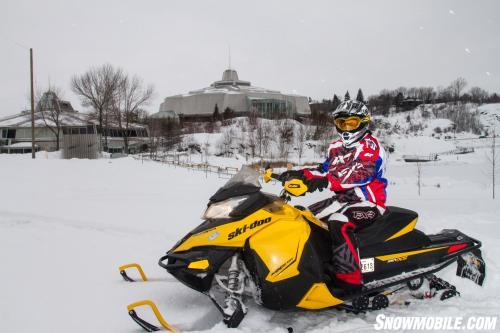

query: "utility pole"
(30, 48), (35, 159)
(493, 130), (496, 199)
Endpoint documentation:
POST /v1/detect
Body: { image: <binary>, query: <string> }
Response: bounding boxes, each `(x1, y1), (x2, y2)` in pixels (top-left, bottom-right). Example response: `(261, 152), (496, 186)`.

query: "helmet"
(330, 100), (371, 147)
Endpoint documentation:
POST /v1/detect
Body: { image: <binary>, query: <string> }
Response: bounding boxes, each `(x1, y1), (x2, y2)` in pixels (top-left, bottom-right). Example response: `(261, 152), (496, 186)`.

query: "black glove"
(304, 177), (329, 193)
(278, 170), (304, 184)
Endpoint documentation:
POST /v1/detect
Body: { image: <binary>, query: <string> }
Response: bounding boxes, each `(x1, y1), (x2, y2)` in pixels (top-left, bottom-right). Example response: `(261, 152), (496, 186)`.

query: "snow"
(390, 136), (456, 157)
(477, 103), (500, 134)
(0, 144), (499, 332)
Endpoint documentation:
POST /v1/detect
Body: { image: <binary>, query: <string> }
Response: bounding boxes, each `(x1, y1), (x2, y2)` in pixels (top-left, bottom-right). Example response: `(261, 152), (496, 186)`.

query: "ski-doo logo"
(227, 217), (272, 240)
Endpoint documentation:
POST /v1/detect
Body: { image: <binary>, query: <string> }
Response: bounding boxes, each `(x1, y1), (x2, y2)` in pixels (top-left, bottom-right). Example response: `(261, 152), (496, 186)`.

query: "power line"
(0, 32), (30, 50)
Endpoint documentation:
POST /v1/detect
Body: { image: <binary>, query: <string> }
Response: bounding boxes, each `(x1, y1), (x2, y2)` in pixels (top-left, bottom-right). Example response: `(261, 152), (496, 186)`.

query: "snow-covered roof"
(0, 111), (90, 128)
(0, 110), (147, 129)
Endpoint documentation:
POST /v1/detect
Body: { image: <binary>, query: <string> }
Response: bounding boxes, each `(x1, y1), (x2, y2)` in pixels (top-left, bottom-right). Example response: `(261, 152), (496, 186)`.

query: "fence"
(402, 154), (438, 162)
(133, 152), (240, 178)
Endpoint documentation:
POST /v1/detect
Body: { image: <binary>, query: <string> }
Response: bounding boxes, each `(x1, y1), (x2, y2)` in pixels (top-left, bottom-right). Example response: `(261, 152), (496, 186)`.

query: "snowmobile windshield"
(208, 166), (262, 204)
(221, 166), (261, 190)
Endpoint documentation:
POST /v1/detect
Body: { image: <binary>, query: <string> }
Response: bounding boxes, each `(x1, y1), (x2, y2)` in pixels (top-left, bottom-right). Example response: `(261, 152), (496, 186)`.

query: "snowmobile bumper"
(127, 300), (176, 332)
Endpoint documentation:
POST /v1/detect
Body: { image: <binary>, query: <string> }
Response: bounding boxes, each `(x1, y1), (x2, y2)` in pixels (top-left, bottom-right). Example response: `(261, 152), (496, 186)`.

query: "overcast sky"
(1, 0), (499, 117)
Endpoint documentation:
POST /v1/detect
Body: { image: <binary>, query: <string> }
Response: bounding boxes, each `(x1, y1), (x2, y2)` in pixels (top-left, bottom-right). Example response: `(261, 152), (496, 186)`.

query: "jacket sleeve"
(302, 158), (329, 179)
(326, 141), (381, 192)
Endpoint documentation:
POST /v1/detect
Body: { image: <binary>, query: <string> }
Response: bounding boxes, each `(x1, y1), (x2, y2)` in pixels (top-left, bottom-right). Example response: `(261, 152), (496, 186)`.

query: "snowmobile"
(124, 166), (485, 332)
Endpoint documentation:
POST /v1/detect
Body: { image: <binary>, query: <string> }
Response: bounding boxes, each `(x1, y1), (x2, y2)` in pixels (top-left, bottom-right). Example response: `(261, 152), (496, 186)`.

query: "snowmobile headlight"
(203, 196), (249, 220)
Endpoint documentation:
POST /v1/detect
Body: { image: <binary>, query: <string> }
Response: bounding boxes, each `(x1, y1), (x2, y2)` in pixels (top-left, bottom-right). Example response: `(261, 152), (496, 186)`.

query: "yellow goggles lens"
(334, 116), (369, 131)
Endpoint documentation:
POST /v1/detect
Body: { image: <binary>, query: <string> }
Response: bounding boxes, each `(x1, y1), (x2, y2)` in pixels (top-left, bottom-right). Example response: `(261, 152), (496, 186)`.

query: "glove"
(278, 170), (304, 184)
(304, 177), (329, 193)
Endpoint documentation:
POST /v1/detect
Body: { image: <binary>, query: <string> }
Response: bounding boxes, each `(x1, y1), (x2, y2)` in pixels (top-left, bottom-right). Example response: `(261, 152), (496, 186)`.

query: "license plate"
(361, 258), (375, 273)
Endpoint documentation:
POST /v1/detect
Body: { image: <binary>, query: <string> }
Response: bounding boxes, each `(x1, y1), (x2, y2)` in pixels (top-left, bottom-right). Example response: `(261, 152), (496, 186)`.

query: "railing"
(133, 153), (240, 178)
(402, 154), (438, 162)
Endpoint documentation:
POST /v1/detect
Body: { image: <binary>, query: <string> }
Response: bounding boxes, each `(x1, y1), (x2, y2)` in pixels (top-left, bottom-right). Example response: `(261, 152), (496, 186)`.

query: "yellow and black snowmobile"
(127, 166), (485, 331)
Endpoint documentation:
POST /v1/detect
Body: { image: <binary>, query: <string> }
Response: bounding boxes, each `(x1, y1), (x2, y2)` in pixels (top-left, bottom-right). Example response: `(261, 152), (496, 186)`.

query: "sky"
(1, 0), (499, 117)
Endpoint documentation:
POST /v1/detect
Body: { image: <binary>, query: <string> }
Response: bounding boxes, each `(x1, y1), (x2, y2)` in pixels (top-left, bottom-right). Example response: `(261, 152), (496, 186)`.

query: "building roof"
(0, 110), (147, 129)
(0, 110), (90, 128)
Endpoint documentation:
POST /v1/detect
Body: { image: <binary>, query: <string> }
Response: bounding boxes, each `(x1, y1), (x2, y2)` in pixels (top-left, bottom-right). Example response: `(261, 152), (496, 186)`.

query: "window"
(79, 127), (87, 134)
(71, 128), (79, 135)
(6, 129), (16, 139)
(87, 126), (95, 134)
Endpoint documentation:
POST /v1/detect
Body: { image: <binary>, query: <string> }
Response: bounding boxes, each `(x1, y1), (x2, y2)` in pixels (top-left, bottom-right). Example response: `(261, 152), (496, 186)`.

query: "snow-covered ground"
(0, 146), (499, 332)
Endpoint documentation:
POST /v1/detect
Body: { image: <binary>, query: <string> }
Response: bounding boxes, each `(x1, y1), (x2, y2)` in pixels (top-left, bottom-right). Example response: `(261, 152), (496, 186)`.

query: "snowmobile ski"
(127, 300), (176, 332)
(119, 263), (148, 282)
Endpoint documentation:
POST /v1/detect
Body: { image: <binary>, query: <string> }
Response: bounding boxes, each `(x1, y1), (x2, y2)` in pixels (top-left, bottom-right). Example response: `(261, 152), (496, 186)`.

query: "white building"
(157, 68), (311, 120)
(0, 92), (148, 154)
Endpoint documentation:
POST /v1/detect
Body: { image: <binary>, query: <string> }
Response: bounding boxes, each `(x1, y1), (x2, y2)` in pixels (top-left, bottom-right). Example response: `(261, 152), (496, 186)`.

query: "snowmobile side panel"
(243, 222), (332, 310)
(171, 204), (301, 253)
(359, 229), (430, 258)
(385, 218), (417, 241)
(297, 282), (343, 309)
(248, 216), (311, 283)
(375, 246), (447, 262)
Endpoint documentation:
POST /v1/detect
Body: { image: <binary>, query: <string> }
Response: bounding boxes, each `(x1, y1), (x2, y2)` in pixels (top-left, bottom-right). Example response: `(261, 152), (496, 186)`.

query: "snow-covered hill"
(0, 148), (498, 332)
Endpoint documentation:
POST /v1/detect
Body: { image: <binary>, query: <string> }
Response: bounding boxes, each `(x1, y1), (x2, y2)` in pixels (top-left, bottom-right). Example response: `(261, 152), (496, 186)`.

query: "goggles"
(334, 116), (370, 131)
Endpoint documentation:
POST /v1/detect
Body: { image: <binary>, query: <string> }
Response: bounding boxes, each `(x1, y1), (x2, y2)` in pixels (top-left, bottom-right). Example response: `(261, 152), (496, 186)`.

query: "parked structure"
(158, 68), (311, 121)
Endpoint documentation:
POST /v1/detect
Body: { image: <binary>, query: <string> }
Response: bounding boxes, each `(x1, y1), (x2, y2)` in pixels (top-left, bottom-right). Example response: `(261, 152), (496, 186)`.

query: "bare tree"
(221, 128), (234, 157)
(246, 129), (257, 159)
(36, 86), (65, 151)
(276, 119), (295, 162)
(262, 122), (273, 157)
(296, 124), (307, 165)
(112, 74), (154, 153)
(486, 130), (498, 199)
(71, 64), (123, 151)
(416, 162), (422, 196)
(469, 87), (489, 105)
(449, 77), (467, 103)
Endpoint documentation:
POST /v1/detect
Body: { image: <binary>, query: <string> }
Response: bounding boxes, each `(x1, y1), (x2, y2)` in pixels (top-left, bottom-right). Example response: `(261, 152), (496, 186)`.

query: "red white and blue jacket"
(303, 132), (387, 209)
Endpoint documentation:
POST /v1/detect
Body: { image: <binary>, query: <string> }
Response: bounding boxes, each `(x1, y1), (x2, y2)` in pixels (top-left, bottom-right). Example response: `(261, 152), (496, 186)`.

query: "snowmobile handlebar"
(263, 167), (309, 198)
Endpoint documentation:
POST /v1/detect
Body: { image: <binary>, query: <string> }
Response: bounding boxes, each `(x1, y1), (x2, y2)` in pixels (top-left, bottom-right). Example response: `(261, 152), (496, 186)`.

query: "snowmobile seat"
(357, 206), (430, 254)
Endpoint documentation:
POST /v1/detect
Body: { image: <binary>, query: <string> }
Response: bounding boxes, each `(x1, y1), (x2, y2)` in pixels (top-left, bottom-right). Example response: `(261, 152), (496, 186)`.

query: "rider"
(281, 100), (387, 290)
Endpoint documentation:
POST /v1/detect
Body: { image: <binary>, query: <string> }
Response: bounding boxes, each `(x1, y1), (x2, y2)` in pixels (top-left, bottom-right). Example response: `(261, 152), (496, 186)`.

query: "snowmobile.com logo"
(374, 314), (497, 331)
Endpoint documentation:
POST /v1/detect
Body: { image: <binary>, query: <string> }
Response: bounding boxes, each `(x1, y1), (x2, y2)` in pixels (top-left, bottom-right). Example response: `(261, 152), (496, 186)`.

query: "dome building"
(157, 68), (310, 120)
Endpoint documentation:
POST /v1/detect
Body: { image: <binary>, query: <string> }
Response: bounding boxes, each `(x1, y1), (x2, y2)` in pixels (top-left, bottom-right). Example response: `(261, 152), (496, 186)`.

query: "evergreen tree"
(344, 90), (350, 101)
(394, 92), (404, 106)
(356, 89), (365, 103)
(223, 107), (235, 120)
(213, 103), (220, 121)
(332, 94), (341, 109)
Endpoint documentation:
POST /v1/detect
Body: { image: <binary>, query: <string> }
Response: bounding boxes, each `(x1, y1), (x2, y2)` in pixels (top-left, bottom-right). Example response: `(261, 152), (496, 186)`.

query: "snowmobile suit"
(303, 132), (387, 287)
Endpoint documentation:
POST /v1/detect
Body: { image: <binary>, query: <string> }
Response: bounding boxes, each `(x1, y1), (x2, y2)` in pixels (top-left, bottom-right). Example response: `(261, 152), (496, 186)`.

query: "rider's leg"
(327, 215), (361, 289)
(326, 203), (382, 288)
